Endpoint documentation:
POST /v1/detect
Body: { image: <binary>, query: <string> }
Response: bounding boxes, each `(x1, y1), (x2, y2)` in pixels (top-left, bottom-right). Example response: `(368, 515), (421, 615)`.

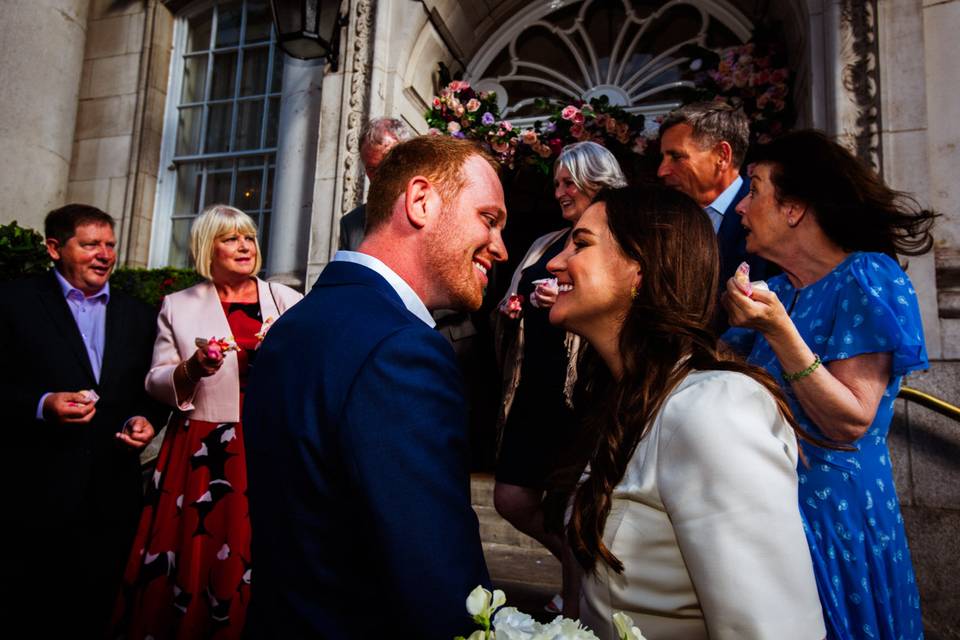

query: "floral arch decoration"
(424, 0), (795, 173)
(466, 0), (753, 123)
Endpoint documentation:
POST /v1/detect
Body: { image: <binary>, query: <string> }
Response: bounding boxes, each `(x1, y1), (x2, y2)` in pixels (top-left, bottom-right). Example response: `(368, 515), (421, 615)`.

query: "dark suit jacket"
(714, 179), (771, 332)
(0, 271), (165, 629)
(243, 260), (490, 639)
(716, 178), (769, 287)
(339, 203), (366, 251)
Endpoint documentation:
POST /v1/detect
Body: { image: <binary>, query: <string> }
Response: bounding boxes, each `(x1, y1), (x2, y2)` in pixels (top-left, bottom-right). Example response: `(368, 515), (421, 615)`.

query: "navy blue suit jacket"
(243, 260), (490, 639)
(715, 179), (771, 331)
(716, 178), (768, 286)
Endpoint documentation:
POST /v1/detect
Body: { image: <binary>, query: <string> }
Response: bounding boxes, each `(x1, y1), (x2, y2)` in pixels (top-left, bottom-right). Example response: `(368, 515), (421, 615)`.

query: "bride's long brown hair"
(566, 186), (805, 574)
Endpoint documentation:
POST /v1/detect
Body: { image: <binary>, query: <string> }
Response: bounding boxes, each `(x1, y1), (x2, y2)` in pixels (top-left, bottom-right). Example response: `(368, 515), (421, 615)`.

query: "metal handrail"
(899, 386), (960, 422)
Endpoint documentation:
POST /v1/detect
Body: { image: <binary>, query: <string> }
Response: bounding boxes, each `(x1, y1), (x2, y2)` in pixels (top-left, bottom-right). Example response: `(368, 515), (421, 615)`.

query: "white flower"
(493, 607), (540, 640)
(466, 585), (506, 620)
(612, 612), (648, 640)
(538, 615), (600, 639)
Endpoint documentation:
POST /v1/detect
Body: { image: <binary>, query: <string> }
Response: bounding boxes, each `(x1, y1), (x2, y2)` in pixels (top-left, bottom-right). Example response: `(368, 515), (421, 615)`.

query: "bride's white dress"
(579, 370), (826, 640)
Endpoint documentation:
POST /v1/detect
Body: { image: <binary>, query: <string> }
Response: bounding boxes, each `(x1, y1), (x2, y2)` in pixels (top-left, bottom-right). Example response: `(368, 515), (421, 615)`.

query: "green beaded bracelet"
(783, 354), (821, 382)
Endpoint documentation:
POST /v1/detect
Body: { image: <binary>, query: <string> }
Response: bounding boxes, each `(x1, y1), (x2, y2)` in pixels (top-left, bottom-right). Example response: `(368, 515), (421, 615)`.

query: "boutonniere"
(195, 336), (241, 358)
(255, 316), (276, 342)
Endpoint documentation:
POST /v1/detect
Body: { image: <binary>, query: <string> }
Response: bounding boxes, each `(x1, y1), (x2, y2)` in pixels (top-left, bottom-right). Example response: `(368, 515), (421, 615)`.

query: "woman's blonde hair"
(190, 204), (262, 280)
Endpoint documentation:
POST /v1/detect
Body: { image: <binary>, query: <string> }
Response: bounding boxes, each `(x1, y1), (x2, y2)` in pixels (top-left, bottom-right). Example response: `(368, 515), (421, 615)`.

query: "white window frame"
(149, 0), (281, 267)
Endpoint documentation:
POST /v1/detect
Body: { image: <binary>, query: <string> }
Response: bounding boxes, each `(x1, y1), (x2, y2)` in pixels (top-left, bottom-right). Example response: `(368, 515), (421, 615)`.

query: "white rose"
(538, 616), (599, 640)
(493, 607), (539, 640)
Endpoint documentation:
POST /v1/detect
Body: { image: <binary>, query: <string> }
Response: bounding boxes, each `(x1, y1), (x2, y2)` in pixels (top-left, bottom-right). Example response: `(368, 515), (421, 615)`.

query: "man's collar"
(53, 268), (110, 302)
(332, 251), (435, 327)
(707, 175), (744, 215)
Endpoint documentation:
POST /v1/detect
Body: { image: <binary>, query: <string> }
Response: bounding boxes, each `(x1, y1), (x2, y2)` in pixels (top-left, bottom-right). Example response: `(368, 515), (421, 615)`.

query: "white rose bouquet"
(455, 586), (646, 640)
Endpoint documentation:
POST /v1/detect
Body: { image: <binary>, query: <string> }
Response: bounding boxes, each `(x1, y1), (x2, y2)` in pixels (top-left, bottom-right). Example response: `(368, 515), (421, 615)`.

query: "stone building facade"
(0, 0), (957, 635)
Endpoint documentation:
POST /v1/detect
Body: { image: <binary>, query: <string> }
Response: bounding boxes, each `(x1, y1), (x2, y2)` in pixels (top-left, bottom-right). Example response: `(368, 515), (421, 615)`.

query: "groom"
(243, 136), (507, 638)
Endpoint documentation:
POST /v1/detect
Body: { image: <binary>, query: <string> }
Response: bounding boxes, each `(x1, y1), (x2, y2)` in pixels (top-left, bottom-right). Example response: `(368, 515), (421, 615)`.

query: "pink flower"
(522, 130), (538, 144)
(466, 98), (481, 112)
(454, 104), (465, 117)
(535, 143), (552, 158)
(427, 128), (443, 136)
(770, 68), (789, 83)
(448, 80), (470, 92)
(491, 140), (509, 153)
(432, 97), (441, 108)
(570, 123), (586, 139)
(750, 70), (770, 86)
(501, 120), (513, 132)
(447, 121), (461, 133)
(561, 105), (581, 121)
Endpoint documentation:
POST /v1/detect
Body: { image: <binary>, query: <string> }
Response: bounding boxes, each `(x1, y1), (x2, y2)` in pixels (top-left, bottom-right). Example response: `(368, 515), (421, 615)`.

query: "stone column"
(305, 0), (376, 289)
(0, 0), (89, 231)
(266, 54), (325, 288)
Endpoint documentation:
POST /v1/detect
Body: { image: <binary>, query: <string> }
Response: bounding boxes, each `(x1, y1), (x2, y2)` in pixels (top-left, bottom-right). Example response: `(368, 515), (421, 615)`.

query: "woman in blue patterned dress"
(722, 130), (937, 640)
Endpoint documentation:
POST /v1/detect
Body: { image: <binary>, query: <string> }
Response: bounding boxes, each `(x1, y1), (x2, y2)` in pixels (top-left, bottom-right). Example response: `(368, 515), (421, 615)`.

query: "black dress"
(495, 232), (579, 489)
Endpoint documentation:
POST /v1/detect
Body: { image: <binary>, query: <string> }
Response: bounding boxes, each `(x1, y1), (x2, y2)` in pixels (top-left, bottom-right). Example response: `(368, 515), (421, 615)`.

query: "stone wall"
(891, 365), (960, 639)
(66, 0), (172, 267)
(0, 0), (88, 231)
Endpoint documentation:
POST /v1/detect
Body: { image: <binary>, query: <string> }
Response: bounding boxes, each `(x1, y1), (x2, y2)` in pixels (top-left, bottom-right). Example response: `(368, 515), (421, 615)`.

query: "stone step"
(475, 504), (547, 550)
(470, 472), (496, 506)
(483, 542), (561, 591)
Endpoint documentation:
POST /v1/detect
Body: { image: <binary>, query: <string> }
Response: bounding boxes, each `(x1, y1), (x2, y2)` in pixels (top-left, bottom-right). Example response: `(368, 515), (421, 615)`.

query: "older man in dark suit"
(0, 204), (166, 634)
(244, 137), (507, 638)
(338, 116), (411, 251)
(658, 102), (769, 298)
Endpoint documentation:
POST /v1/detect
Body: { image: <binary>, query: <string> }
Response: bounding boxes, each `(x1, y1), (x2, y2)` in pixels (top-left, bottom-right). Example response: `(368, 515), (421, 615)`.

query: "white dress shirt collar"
(333, 250), (436, 328)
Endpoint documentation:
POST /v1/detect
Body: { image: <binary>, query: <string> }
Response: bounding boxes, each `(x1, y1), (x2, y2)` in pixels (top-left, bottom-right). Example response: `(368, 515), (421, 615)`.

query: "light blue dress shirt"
(705, 175), (744, 233)
(36, 270), (110, 419)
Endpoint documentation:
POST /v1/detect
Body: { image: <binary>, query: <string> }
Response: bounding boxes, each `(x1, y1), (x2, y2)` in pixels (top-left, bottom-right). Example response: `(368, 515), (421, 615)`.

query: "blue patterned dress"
(723, 252), (927, 640)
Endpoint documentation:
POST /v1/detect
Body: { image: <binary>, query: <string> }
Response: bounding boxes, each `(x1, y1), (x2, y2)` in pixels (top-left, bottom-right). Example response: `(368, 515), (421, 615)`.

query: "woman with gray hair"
(113, 205), (302, 638)
(494, 141), (626, 614)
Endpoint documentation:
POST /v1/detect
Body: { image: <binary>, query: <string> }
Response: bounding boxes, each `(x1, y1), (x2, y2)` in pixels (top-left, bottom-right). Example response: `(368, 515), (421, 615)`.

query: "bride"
(545, 185), (825, 640)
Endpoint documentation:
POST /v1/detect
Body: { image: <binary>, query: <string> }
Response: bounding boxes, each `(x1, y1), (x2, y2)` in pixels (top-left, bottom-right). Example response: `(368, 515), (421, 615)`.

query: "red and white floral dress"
(113, 301), (264, 639)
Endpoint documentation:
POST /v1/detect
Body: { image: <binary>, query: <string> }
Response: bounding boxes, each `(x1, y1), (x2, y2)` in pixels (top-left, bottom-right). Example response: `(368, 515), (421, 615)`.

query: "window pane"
(271, 49), (283, 93)
(265, 165), (275, 207)
(181, 55), (208, 103)
(176, 105), (202, 155)
(236, 168), (263, 211)
(258, 210), (270, 265)
(216, 2), (243, 48)
(187, 8), (213, 52)
(239, 155), (266, 168)
(245, 0), (272, 44)
(235, 99), (265, 150)
(168, 217), (194, 268)
(265, 96), (280, 147)
(205, 102), (234, 152)
(241, 46), (269, 96)
(210, 51), (238, 100)
(174, 163), (202, 215)
(205, 168), (234, 206)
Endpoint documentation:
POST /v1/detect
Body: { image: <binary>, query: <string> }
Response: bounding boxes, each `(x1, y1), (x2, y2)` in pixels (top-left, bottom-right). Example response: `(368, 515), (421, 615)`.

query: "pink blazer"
(145, 278), (303, 422)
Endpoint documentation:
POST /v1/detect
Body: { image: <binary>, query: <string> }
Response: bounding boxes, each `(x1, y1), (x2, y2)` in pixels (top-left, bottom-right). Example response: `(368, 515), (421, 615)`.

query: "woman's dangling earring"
(630, 285), (638, 300)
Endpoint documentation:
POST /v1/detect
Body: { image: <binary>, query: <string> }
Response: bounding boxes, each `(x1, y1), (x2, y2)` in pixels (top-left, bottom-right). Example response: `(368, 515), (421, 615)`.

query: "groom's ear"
(404, 176), (438, 230)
